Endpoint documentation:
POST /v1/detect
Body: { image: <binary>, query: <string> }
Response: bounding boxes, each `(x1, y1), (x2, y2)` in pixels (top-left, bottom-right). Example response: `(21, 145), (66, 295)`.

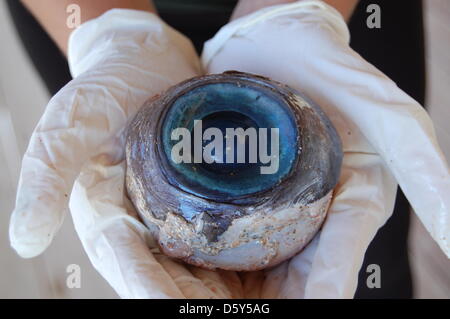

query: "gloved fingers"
(283, 27), (450, 257)
(238, 270), (265, 299)
(68, 9), (202, 79)
(71, 159), (232, 299)
(10, 9), (201, 259)
(314, 47), (450, 258)
(70, 159), (187, 298)
(9, 81), (133, 258)
(155, 253), (244, 298)
(202, 0), (349, 69)
(186, 266), (241, 299)
(152, 255), (220, 299)
(9, 155), (68, 258)
(259, 260), (289, 299)
(261, 234), (320, 299)
(303, 153), (397, 298)
(215, 270), (245, 299)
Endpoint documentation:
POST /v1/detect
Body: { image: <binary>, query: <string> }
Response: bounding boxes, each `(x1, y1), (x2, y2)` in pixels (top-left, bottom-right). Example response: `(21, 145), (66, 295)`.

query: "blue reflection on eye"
(160, 82), (299, 202)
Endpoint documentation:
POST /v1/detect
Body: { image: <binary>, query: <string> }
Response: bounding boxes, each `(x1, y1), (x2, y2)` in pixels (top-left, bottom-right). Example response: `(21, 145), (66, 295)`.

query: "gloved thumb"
(9, 9), (201, 258)
(9, 82), (127, 258)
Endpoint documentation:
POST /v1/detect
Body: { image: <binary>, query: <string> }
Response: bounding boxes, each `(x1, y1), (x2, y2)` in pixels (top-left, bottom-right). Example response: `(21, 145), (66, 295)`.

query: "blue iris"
(160, 81), (299, 202)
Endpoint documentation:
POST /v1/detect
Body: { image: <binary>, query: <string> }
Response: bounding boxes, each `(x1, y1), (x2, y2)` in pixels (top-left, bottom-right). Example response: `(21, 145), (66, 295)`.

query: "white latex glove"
(202, 0), (450, 298)
(9, 9), (216, 298)
(9, 8), (319, 299)
(9, 4), (450, 299)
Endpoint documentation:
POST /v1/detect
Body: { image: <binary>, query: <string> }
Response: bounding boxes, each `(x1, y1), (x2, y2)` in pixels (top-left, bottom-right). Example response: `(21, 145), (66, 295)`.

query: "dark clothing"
(7, 0), (425, 298)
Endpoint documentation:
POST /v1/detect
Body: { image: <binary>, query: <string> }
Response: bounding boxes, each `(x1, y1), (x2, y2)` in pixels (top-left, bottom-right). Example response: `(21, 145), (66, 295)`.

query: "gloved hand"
(8, 9), (214, 298)
(9, 8), (313, 299)
(202, 0), (450, 297)
(9, 3), (450, 299)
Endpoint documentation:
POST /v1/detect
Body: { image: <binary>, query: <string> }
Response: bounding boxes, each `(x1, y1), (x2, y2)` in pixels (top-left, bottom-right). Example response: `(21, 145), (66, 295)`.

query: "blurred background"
(0, 0), (449, 298)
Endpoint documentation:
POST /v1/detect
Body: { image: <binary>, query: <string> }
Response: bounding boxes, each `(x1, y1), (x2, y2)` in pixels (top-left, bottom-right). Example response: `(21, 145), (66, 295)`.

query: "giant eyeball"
(125, 71), (342, 271)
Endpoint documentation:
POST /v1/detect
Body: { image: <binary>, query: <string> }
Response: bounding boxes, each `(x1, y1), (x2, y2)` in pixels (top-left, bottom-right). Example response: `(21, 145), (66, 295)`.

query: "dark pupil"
(192, 111), (265, 175)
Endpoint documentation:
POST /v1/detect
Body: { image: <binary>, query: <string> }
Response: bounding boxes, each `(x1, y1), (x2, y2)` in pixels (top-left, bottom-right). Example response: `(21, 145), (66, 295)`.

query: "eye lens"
(126, 72), (344, 271)
(195, 111), (260, 175)
(159, 80), (299, 203)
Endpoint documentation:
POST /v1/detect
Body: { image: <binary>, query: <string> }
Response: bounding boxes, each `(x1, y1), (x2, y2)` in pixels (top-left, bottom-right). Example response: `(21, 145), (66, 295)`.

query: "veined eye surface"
(125, 71), (343, 271)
